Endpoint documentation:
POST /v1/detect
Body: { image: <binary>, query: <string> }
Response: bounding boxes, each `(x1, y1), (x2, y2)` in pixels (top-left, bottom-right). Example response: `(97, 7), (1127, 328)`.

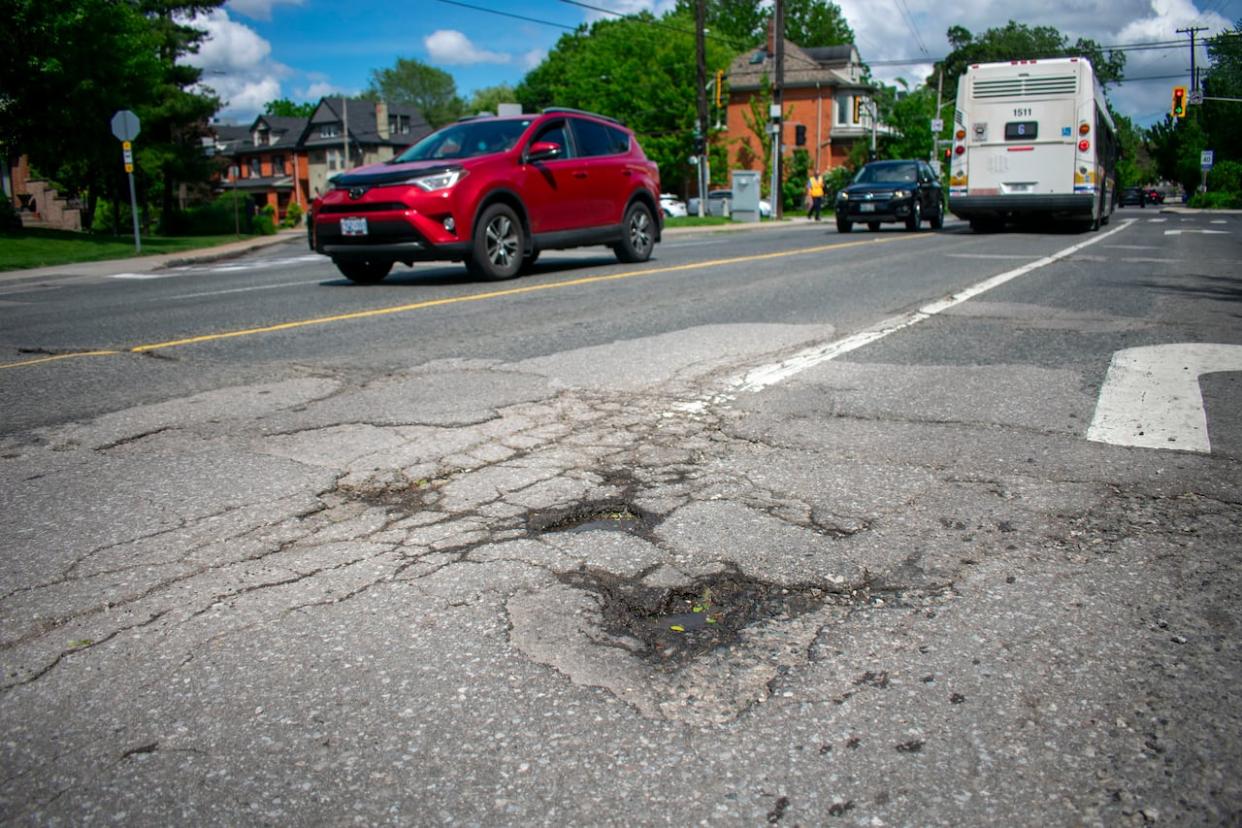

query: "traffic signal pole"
(772, 0), (784, 220)
(695, 0), (709, 218)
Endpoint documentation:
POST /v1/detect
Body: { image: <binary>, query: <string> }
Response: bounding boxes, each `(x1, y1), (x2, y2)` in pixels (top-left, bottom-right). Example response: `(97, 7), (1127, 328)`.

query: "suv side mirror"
(526, 141), (562, 163)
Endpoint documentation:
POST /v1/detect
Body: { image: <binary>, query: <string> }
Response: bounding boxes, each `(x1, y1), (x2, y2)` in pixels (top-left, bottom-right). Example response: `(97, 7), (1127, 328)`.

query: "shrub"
(1207, 160), (1242, 195)
(253, 203), (277, 235)
(1, 198), (22, 230)
(281, 201), (303, 228)
(1188, 190), (1242, 209)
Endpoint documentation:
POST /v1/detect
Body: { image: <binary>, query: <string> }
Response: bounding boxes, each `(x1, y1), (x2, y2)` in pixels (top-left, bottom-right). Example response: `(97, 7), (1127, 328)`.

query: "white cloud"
(299, 80), (348, 100)
(425, 30), (511, 65)
(226, 0), (304, 22)
(182, 9), (297, 122)
(521, 49), (547, 71)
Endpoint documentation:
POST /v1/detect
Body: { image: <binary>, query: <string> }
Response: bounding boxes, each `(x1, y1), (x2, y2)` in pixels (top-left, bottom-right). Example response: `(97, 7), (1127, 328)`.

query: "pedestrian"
(806, 171), (825, 221)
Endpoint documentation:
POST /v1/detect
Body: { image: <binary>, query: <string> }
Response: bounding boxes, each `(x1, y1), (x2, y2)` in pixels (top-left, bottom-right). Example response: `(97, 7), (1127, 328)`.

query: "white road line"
(110, 273), (168, 280)
(1164, 229), (1229, 235)
(1148, 218), (1168, 223)
(1120, 257), (1181, 263)
(1087, 344), (1242, 453)
(729, 220), (1137, 394)
(1104, 244), (1160, 250)
(1211, 219), (1228, 224)
(163, 279), (325, 300)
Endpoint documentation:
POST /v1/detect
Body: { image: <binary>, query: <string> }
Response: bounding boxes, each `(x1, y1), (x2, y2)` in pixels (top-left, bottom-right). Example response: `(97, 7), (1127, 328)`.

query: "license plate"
(341, 217), (368, 236)
(859, 203), (875, 213)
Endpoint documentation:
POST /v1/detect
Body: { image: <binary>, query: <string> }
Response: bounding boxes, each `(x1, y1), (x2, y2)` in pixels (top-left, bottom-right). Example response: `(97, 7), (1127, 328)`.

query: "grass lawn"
(0, 227), (262, 271)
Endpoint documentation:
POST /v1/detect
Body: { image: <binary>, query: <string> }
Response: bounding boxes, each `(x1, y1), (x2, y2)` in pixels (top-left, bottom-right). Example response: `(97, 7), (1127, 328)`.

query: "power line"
(428, 0), (578, 31)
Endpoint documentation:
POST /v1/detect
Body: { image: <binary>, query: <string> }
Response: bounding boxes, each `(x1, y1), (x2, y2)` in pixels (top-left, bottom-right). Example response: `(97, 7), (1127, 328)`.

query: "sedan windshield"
(393, 119), (533, 162)
(855, 163), (918, 184)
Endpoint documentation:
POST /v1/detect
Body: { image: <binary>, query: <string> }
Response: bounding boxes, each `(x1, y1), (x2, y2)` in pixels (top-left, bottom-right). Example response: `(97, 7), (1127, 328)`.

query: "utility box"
(731, 170), (761, 223)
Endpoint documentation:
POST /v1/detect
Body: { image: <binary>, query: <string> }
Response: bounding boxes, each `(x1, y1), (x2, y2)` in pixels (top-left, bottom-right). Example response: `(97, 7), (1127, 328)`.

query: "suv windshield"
(855, 163), (918, 184)
(394, 119), (533, 162)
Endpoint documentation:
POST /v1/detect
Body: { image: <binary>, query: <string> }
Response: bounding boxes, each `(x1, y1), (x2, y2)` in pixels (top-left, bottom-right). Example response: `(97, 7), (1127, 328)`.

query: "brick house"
(211, 99), (430, 222)
(723, 30), (874, 178)
(299, 98), (430, 200)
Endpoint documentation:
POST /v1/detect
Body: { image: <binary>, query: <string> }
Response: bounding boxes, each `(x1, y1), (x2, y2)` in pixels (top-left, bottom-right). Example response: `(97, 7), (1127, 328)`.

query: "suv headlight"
(408, 169), (467, 192)
(893, 189), (910, 199)
(837, 192), (849, 201)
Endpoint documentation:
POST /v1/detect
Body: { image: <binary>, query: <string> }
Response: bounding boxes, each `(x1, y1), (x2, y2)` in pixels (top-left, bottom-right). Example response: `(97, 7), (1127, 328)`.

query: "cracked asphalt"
(2, 219), (1240, 825)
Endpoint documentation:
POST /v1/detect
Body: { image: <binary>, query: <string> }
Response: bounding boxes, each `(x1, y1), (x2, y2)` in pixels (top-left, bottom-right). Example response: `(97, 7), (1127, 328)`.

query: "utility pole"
(341, 97), (350, 171)
(772, 0), (784, 220)
(1177, 27), (1208, 93)
(695, 0), (709, 218)
(932, 65), (944, 170)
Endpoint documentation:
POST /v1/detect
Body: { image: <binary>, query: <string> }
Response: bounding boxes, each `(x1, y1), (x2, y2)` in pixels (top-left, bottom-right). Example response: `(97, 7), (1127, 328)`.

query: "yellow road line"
(2, 234), (922, 370)
(0, 350), (120, 369)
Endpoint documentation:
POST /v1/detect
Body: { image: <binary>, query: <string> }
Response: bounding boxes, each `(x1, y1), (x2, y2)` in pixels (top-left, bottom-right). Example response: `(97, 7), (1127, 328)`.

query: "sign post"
(1201, 149), (1214, 194)
(110, 110), (142, 253)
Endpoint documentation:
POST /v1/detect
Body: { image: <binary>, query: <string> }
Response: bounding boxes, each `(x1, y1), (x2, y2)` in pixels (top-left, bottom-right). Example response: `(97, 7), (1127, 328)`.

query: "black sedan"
(1119, 187), (1146, 207)
(835, 159), (944, 233)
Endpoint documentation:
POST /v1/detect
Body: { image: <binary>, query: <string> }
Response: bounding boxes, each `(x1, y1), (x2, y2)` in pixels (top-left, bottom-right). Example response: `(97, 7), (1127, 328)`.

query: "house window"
(326, 148), (343, 171)
(248, 159), (260, 178)
(837, 94), (849, 125)
(320, 123), (339, 138)
(272, 154), (285, 175)
(228, 165), (239, 181)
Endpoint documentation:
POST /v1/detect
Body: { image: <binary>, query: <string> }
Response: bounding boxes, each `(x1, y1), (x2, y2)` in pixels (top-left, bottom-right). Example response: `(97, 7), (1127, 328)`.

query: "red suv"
(309, 108), (662, 283)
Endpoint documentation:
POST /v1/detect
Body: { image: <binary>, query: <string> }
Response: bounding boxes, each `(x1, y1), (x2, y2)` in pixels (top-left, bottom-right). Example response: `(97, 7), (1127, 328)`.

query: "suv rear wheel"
(335, 258), (393, 284)
(467, 203), (524, 280)
(613, 202), (655, 263)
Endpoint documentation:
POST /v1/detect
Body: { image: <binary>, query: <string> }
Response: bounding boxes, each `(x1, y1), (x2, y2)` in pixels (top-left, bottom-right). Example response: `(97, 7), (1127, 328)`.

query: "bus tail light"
(1078, 139), (1090, 152)
(1078, 122), (1090, 135)
(955, 129), (966, 140)
(955, 145), (966, 155)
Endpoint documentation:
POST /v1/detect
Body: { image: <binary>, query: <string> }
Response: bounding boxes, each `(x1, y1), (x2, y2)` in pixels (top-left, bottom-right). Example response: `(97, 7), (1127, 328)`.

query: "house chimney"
(376, 101), (389, 140)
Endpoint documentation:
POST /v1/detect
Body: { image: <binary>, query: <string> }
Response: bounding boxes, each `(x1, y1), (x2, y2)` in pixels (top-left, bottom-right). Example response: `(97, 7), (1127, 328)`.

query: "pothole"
(528, 501), (654, 538)
(559, 568), (830, 667)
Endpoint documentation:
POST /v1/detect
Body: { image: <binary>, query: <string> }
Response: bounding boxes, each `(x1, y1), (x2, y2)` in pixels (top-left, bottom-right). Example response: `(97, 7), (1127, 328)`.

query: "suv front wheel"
(468, 203), (524, 280)
(613, 202), (655, 263)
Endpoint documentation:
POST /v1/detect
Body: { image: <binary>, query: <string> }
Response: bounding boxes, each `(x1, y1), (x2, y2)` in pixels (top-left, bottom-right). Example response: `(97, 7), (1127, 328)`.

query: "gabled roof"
(299, 98), (431, 149)
(727, 40), (867, 92)
(244, 115), (307, 152)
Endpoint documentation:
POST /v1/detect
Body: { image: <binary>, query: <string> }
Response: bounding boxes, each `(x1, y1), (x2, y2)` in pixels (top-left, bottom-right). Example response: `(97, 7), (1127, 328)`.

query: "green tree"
(782, 0), (855, 48)
(0, 0), (165, 231)
(366, 58), (463, 127)
(464, 84), (518, 116)
(1201, 21), (1242, 163)
(264, 99), (317, 117)
(875, 81), (935, 161)
(1112, 110), (1153, 187)
(516, 8), (735, 197)
(935, 21), (1125, 105)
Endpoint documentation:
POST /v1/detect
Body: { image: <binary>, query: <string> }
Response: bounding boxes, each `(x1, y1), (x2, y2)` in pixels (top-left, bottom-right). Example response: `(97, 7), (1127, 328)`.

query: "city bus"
(947, 57), (1118, 232)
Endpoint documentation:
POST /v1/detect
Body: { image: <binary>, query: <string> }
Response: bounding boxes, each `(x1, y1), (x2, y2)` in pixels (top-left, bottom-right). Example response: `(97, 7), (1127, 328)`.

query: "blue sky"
(187, 0), (1238, 127)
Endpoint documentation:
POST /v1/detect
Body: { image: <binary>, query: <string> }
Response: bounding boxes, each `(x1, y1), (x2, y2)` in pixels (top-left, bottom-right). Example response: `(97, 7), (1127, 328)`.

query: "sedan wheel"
(468, 203), (523, 280)
(613, 202), (655, 263)
(905, 200), (921, 231)
(929, 201), (944, 230)
(836, 217), (852, 233)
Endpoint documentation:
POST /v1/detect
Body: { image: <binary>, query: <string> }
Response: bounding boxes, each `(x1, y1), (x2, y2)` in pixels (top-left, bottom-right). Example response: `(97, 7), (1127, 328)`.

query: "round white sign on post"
(111, 110), (141, 142)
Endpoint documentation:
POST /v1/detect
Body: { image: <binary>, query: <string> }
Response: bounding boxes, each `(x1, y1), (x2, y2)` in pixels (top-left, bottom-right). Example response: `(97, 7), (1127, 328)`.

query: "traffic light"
(795, 124), (807, 146)
(852, 96), (862, 124)
(1171, 86), (1187, 119)
(692, 133), (706, 155)
(715, 69), (723, 108)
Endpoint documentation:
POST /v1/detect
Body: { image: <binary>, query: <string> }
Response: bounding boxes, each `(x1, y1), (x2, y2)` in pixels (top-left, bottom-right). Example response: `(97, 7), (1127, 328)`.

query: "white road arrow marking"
(1164, 229), (1229, 235)
(1087, 343), (1242, 453)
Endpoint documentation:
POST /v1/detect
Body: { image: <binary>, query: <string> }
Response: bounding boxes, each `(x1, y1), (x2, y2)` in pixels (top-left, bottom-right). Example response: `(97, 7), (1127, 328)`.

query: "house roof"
(727, 40), (868, 93)
(300, 98), (431, 149)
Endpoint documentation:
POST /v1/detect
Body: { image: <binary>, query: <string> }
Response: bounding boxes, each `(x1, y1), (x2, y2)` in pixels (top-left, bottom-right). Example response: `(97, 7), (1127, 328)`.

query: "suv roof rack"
(541, 107), (625, 126)
(454, 114), (495, 122)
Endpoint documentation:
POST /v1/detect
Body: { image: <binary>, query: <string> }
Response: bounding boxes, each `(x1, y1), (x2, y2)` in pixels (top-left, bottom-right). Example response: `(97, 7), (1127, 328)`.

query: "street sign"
(110, 109), (140, 141)
(1189, 89), (1204, 105)
(1202, 150), (1214, 170)
(931, 118), (944, 132)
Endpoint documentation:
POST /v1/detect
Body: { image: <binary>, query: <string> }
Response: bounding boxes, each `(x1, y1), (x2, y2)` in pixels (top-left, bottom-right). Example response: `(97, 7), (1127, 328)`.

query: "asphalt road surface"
(1, 210), (1240, 825)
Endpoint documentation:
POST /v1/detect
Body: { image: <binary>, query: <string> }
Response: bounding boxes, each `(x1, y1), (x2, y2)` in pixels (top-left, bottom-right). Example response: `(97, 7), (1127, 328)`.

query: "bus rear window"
(1004, 121), (1038, 140)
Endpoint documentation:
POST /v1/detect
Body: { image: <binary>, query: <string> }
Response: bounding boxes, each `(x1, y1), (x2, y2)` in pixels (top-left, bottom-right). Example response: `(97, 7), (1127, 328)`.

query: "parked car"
(660, 193), (687, 217)
(1119, 186), (1146, 207)
(309, 108), (662, 283)
(686, 190), (772, 218)
(1146, 188), (1165, 205)
(835, 159), (944, 233)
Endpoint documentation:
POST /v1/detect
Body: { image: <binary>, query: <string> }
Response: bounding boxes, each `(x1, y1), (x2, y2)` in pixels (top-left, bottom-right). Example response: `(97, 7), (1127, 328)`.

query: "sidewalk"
(0, 228), (307, 283)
